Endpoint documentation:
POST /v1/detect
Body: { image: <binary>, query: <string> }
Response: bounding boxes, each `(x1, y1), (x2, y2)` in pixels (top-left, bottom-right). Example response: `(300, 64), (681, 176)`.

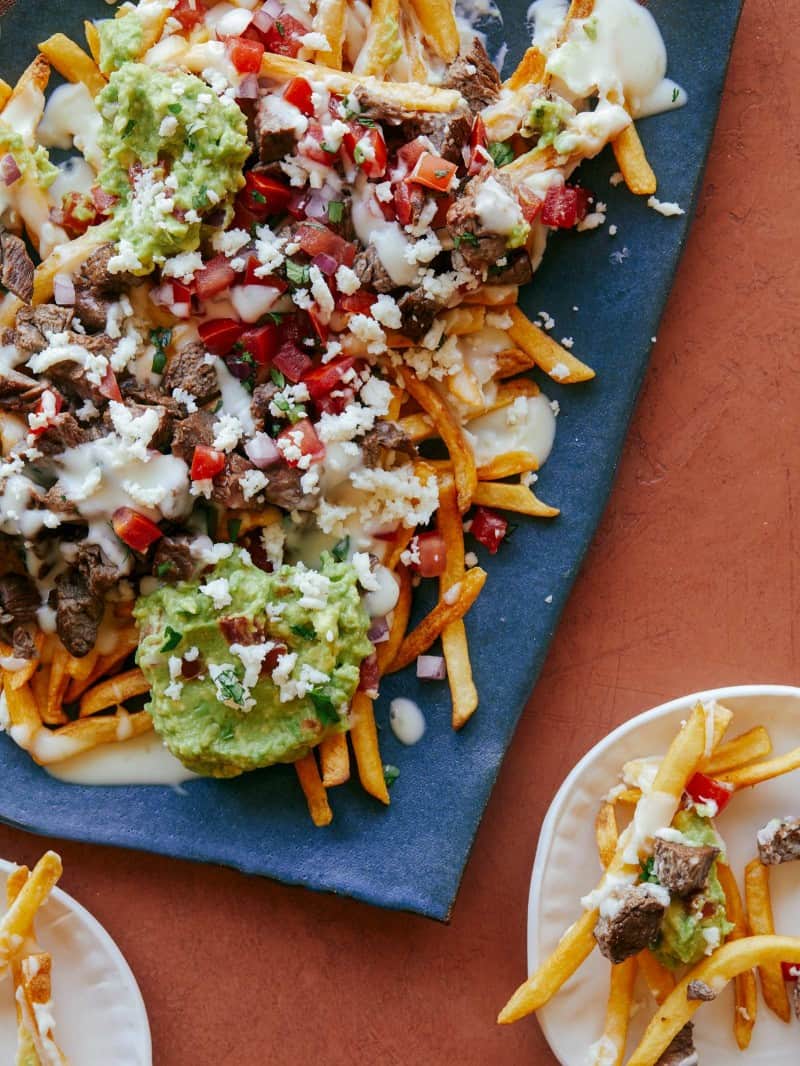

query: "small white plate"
(0, 858), (151, 1064)
(527, 684), (800, 1065)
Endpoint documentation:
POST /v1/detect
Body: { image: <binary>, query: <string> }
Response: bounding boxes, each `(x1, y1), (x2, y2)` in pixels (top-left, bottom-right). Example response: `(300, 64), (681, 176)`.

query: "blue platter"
(0, 0), (743, 919)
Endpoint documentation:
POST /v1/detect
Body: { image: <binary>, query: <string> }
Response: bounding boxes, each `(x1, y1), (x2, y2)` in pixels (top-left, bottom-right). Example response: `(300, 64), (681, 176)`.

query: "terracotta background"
(1, 1), (797, 1061)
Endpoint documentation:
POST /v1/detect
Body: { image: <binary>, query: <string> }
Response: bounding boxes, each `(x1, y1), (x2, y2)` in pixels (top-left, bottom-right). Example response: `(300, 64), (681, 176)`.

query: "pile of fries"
(0, 851), (68, 1064)
(499, 703), (800, 1063)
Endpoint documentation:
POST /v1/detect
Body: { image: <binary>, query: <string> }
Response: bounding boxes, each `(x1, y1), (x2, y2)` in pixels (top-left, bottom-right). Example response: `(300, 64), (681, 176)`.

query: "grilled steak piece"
(171, 409), (216, 464)
(447, 168), (524, 279)
(442, 40), (502, 111)
(250, 382), (278, 431)
(55, 569), (103, 658)
(263, 463), (317, 511)
(211, 453), (258, 510)
(352, 86), (472, 164)
(361, 420), (415, 468)
(686, 979), (716, 1001)
(0, 574), (39, 638)
(12, 625), (36, 660)
(76, 243), (125, 290)
(397, 287), (443, 340)
(655, 1023), (696, 1066)
(162, 342), (218, 405)
(653, 838), (719, 897)
(9, 305), (74, 355)
(352, 247), (395, 294)
(593, 884), (668, 964)
(490, 249), (534, 287)
(73, 287), (115, 333)
(254, 97), (298, 163)
(34, 412), (91, 456)
(757, 817), (800, 865)
(0, 227), (34, 302)
(44, 335), (116, 404)
(74, 543), (124, 597)
(121, 379), (182, 417)
(0, 367), (45, 412)
(152, 536), (195, 583)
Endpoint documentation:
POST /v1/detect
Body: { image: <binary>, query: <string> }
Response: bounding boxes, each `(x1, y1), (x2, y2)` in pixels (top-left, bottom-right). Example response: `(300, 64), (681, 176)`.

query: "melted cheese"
(466, 392), (556, 468)
(38, 82), (104, 170)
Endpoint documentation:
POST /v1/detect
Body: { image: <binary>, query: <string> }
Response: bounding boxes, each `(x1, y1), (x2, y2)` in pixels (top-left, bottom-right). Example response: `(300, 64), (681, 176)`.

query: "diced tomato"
(194, 255), (236, 300)
(198, 318), (245, 355)
(190, 445), (226, 481)
(302, 356), (356, 401)
(308, 308), (328, 344)
(470, 506), (508, 554)
(29, 389), (63, 437)
(239, 321), (279, 364)
(518, 185), (543, 224)
(407, 152), (457, 193)
(294, 221), (356, 267)
(468, 116), (490, 175)
(279, 312), (315, 347)
(297, 121), (335, 165)
(283, 77), (314, 116)
(541, 184), (590, 228)
(243, 255), (288, 291)
(392, 180), (424, 228)
(238, 171), (293, 218)
(229, 36), (264, 73)
(91, 185), (118, 215)
(233, 203), (262, 234)
(397, 137), (430, 174)
(273, 341), (313, 382)
(172, 0), (205, 31)
(470, 115), (487, 153)
(416, 531), (447, 578)
(781, 962), (800, 982)
(337, 290), (376, 316)
(278, 417), (325, 465)
(432, 194), (454, 229)
(112, 507), (163, 552)
(685, 773), (734, 814)
(54, 192), (100, 239)
(263, 15), (309, 58)
(315, 385), (355, 416)
(98, 366), (122, 403)
(171, 279), (195, 304)
(342, 125), (387, 179)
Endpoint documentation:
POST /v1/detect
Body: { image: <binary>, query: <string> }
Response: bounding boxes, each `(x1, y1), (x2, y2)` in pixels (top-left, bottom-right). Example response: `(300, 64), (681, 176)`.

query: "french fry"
(400, 368), (477, 512)
(446, 365), (484, 410)
(2, 54), (50, 141)
(463, 284), (519, 307)
(397, 412), (435, 444)
(400, 9), (428, 82)
(636, 950), (675, 1005)
(612, 121), (657, 196)
(30, 663), (50, 713)
(38, 33), (106, 96)
(79, 667), (149, 717)
(476, 451), (540, 481)
(45, 643), (70, 726)
(85, 20), (102, 66)
(383, 523), (416, 571)
(506, 307), (595, 383)
(353, 0), (402, 76)
(0, 851), (62, 978)
(387, 384), (405, 421)
(66, 627), (139, 702)
(0, 78), (11, 110)
(33, 231), (105, 305)
(700, 725), (772, 776)
(719, 745), (800, 790)
(717, 862), (757, 1049)
(595, 802), (618, 869)
(494, 347), (537, 380)
(615, 787), (643, 805)
(349, 691), (390, 804)
(312, 0), (347, 68)
(626, 937), (800, 1066)
(66, 647), (98, 682)
(2, 676), (41, 737)
(440, 306), (486, 336)
(591, 955), (636, 1066)
(472, 481), (559, 518)
(566, 0), (595, 18)
(18, 953), (68, 1065)
(0, 292), (22, 328)
(438, 478), (478, 729)
(30, 709), (152, 766)
(319, 732), (350, 787)
(406, 0), (460, 62)
(386, 566), (487, 674)
(506, 46), (547, 90)
(294, 751), (333, 826)
(744, 858), (790, 1022)
(376, 566), (412, 675)
(5, 632), (43, 690)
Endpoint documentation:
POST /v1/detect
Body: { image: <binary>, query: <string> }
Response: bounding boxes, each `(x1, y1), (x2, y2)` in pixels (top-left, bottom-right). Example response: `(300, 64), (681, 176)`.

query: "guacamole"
(0, 123), (57, 189)
(523, 97), (575, 150)
(650, 810), (734, 969)
(134, 549), (372, 777)
(97, 11), (144, 75)
(96, 64), (249, 273)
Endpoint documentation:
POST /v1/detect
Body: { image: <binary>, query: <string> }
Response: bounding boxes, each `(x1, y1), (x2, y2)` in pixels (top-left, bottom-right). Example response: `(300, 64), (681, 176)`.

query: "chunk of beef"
(0, 367), (45, 412)
(250, 382), (278, 431)
(0, 574), (39, 638)
(9, 305), (74, 355)
(162, 342), (218, 406)
(34, 413), (91, 456)
(686, 979), (716, 1001)
(75, 243), (128, 291)
(43, 483), (81, 520)
(442, 40), (502, 111)
(73, 287), (115, 333)
(655, 1023), (696, 1066)
(447, 169), (522, 278)
(397, 287), (443, 341)
(490, 249), (533, 287)
(653, 839), (719, 897)
(74, 543), (124, 598)
(152, 536), (195, 583)
(361, 420), (416, 468)
(352, 247), (395, 294)
(55, 569), (103, 658)
(593, 884), (667, 964)
(262, 463), (317, 512)
(0, 228), (34, 302)
(352, 88), (472, 163)
(254, 96), (298, 163)
(211, 453), (258, 510)
(171, 409), (216, 464)
(757, 817), (800, 865)
(121, 379), (183, 418)
(102, 401), (173, 451)
(12, 625), (36, 660)
(45, 335), (116, 404)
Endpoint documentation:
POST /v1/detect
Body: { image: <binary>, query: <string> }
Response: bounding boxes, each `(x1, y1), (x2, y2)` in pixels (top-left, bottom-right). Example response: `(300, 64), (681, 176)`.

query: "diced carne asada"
(490, 249), (534, 287)
(162, 342), (218, 406)
(55, 569), (103, 658)
(654, 1023), (697, 1066)
(352, 247), (395, 294)
(442, 40), (502, 111)
(152, 536), (195, 583)
(447, 169), (524, 279)
(34, 412), (92, 456)
(45, 335), (116, 404)
(0, 227), (34, 303)
(0, 367), (45, 412)
(102, 401), (173, 451)
(76, 243), (127, 291)
(756, 817), (800, 865)
(262, 463), (317, 511)
(352, 88), (472, 164)
(73, 287), (115, 333)
(211, 453), (258, 510)
(12, 625), (36, 660)
(254, 97), (299, 163)
(8, 304), (74, 355)
(593, 884), (668, 964)
(361, 420), (415, 468)
(686, 979), (716, 1001)
(171, 409), (216, 464)
(250, 382), (278, 430)
(74, 542), (124, 597)
(653, 838), (719, 897)
(397, 287), (444, 341)
(0, 574), (39, 639)
(42, 483), (81, 519)
(121, 379), (183, 418)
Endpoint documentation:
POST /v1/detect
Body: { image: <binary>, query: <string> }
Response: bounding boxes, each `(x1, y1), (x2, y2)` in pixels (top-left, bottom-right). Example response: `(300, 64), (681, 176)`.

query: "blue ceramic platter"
(0, 1), (743, 919)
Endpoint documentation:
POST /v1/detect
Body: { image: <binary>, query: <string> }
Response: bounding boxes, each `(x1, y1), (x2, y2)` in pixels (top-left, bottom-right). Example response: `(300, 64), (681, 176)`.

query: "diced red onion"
(263, 0), (283, 20)
(417, 654), (446, 680)
(149, 282), (175, 307)
(245, 431), (281, 468)
(53, 273), (76, 306)
(367, 616), (390, 644)
(236, 73), (260, 100)
(311, 252), (338, 276)
(1, 154), (20, 186)
(304, 195), (329, 221)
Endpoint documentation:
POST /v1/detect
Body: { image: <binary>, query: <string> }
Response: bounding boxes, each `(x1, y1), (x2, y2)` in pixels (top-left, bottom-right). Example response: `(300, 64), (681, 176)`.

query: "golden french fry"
(79, 668), (150, 717)
(85, 20), (101, 65)
(2, 676), (41, 735)
(717, 862), (757, 1049)
(719, 745), (800, 790)
(400, 368), (477, 512)
(30, 664), (50, 716)
(636, 950), (675, 1005)
(472, 481), (559, 518)
(6, 865), (29, 908)
(494, 347), (537, 379)
(0, 851), (62, 977)
(446, 365), (485, 410)
(6, 633), (43, 689)
(30, 709), (152, 766)
(592, 955), (636, 1066)
(462, 285), (519, 307)
(349, 691), (389, 805)
(0, 78), (11, 110)
(595, 802), (618, 869)
(613, 121), (657, 196)
(486, 378), (541, 411)
(387, 384), (405, 421)
(441, 306), (486, 336)
(700, 725), (772, 776)
(506, 307), (595, 383)
(387, 566), (487, 674)
(45, 643), (70, 726)
(376, 566), (412, 675)
(66, 647), (98, 682)
(38, 33), (106, 96)
(476, 451), (540, 481)
(3, 53), (50, 130)
(17, 952), (68, 1065)
(744, 858), (790, 1022)
(627, 937), (800, 1066)
(615, 787), (643, 805)
(66, 628), (139, 702)
(294, 751), (333, 826)
(400, 8), (428, 81)
(383, 524), (416, 571)
(33, 232), (105, 305)
(438, 478), (478, 729)
(406, 0), (459, 61)
(353, 0), (402, 76)
(566, 0), (595, 19)
(397, 412), (434, 444)
(319, 732), (350, 787)
(505, 46), (547, 90)
(313, 0), (346, 68)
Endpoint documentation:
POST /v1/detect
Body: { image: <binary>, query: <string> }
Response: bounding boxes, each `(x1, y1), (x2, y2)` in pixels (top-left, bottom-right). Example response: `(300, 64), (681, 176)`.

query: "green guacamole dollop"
(651, 810), (734, 969)
(97, 11), (144, 74)
(96, 64), (249, 273)
(0, 124), (57, 189)
(134, 549), (373, 777)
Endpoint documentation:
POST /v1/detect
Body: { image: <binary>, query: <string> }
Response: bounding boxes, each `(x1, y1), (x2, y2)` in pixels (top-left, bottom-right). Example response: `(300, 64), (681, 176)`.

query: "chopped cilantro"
(453, 232), (479, 249)
(252, 191), (266, 204)
(383, 764), (400, 788)
(266, 312), (283, 326)
(160, 626), (183, 653)
(290, 622), (316, 641)
(327, 200), (344, 224)
(219, 722), (235, 743)
(331, 535), (350, 562)
(193, 184), (209, 210)
(167, 102), (182, 115)
(285, 260), (310, 287)
(434, 168), (448, 179)
(488, 141), (514, 167)
(151, 350), (166, 374)
(357, 116), (376, 127)
(309, 689), (339, 725)
(275, 19), (285, 36)
(227, 518), (241, 543)
(215, 668), (247, 707)
(320, 142), (336, 154)
(150, 327), (171, 375)
(672, 86), (680, 103)
(270, 368), (286, 388)
(156, 561), (175, 578)
(640, 857), (659, 884)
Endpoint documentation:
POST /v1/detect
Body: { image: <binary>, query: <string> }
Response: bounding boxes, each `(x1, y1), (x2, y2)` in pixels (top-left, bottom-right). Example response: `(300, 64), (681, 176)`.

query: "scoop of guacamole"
(650, 810), (734, 969)
(134, 549), (372, 777)
(96, 64), (249, 273)
(97, 11), (144, 74)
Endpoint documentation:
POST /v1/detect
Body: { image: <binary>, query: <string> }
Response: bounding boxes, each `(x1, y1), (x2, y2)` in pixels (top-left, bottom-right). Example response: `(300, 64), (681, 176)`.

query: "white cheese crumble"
(199, 577), (232, 610)
(212, 413), (244, 452)
(647, 196), (685, 217)
(352, 551), (379, 591)
(335, 264), (360, 294)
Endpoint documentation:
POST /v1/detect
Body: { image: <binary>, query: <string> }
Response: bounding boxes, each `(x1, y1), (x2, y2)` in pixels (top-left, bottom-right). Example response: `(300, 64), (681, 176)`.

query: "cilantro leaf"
(270, 368), (286, 388)
(285, 259), (310, 287)
(160, 626), (183, 653)
(309, 689), (339, 725)
(331, 535), (350, 562)
(327, 200), (344, 224)
(383, 764), (400, 788)
(290, 622), (316, 641)
(488, 141), (515, 167)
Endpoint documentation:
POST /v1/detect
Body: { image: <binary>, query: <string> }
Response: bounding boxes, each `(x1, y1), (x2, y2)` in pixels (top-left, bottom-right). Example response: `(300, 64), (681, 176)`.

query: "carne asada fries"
(0, 0), (687, 821)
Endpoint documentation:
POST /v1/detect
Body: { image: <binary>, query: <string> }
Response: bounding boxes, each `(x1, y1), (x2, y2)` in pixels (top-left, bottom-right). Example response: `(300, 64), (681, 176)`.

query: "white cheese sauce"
(389, 697), (426, 745)
(45, 731), (197, 786)
(38, 82), (104, 170)
(466, 391), (556, 468)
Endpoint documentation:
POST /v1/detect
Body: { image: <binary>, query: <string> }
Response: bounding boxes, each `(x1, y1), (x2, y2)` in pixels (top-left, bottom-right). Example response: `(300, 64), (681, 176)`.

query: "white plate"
(527, 684), (800, 1065)
(0, 858), (151, 1064)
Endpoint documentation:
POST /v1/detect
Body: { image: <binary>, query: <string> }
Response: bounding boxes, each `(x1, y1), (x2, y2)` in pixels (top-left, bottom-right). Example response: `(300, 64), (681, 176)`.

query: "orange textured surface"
(1, 2), (797, 1061)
